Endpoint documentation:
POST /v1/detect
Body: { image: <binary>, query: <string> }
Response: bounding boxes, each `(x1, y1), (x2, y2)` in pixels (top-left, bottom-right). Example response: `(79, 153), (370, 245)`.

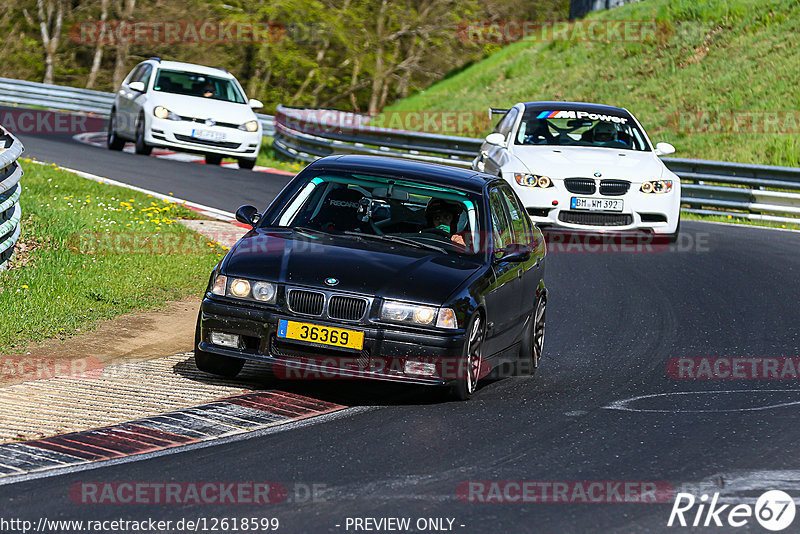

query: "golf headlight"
(640, 180), (672, 194)
(381, 300), (457, 329)
(514, 173), (552, 188)
(210, 275), (277, 304)
(153, 106), (180, 120)
(239, 120), (259, 132)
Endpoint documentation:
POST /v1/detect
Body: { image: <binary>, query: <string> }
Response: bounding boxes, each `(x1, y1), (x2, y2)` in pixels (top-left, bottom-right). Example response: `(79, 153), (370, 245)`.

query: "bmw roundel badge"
(325, 277), (339, 286)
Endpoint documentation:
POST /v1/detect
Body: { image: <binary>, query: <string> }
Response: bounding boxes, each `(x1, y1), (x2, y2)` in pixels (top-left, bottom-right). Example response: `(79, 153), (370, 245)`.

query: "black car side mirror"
(235, 205), (261, 227)
(493, 243), (531, 264)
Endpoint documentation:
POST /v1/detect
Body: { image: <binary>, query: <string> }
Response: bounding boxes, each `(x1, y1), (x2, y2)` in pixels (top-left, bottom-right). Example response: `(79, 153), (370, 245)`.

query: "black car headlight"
(381, 300), (457, 329)
(514, 173), (552, 188)
(640, 180), (673, 194)
(211, 274), (276, 304)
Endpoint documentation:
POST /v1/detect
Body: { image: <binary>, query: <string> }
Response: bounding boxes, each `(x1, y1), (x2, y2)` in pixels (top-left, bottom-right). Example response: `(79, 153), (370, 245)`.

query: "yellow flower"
(21, 285), (29, 289)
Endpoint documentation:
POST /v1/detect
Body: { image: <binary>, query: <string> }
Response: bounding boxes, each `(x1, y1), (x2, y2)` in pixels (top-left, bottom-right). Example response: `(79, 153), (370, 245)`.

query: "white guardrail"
(0, 126), (23, 270)
(1, 77), (798, 225)
(272, 105), (800, 225)
(0, 77), (275, 136)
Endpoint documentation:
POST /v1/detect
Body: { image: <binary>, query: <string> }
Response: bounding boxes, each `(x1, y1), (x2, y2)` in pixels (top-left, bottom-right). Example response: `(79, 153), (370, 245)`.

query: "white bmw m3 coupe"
(474, 102), (680, 240)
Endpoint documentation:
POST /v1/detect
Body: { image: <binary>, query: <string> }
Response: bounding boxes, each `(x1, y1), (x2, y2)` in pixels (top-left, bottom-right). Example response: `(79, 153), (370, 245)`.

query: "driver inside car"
(423, 198), (467, 247)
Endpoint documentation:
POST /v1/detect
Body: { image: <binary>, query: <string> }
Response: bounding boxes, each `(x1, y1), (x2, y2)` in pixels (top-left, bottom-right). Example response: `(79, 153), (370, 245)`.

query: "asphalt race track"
(3, 125), (800, 532)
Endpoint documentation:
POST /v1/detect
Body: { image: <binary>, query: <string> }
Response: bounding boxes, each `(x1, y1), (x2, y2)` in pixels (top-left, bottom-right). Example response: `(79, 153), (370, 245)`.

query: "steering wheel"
(420, 227), (451, 239)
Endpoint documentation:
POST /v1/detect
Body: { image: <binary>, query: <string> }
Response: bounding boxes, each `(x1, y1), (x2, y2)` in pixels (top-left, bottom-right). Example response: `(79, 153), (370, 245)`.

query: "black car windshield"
(153, 69), (246, 104)
(515, 109), (649, 151)
(267, 172), (484, 256)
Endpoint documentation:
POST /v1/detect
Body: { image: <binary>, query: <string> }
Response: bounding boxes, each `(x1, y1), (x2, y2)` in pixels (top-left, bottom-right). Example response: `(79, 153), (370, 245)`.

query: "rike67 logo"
(668, 490), (796, 531)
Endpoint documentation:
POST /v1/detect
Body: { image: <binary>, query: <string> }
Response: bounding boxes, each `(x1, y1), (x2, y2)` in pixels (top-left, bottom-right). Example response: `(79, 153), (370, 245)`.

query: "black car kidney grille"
(599, 180), (631, 196)
(564, 178), (596, 195)
(558, 211), (633, 226)
(288, 289), (325, 315)
(328, 296), (368, 321)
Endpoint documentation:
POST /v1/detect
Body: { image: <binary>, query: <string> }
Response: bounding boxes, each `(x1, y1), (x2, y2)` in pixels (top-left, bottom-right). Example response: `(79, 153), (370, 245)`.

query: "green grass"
(0, 162), (224, 352)
(681, 210), (800, 230)
(383, 0), (800, 167)
(255, 137), (305, 174)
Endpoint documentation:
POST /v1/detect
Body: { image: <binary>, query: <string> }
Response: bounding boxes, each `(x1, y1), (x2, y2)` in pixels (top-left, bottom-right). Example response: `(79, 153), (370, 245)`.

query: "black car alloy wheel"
(451, 314), (484, 401)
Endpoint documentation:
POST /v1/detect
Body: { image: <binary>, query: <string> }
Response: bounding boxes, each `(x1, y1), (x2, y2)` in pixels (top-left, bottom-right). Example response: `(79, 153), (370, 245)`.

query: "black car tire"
(238, 157), (256, 170)
(450, 313), (484, 401)
(206, 154), (223, 165)
(515, 295), (546, 376)
(193, 315), (244, 378)
(134, 115), (152, 155)
(107, 111), (125, 151)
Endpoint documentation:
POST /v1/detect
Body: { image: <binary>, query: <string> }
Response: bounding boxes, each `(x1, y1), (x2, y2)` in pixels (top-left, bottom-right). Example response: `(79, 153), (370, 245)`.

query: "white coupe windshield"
(515, 110), (649, 151)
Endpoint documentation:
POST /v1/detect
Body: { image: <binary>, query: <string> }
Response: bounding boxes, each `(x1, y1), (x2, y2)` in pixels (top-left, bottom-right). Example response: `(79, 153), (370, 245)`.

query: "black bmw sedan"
(195, 155), (547, 400)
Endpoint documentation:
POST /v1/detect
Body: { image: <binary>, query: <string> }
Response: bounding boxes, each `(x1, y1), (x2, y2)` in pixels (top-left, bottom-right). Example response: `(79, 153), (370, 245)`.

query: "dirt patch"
(0, 298), (200, 388)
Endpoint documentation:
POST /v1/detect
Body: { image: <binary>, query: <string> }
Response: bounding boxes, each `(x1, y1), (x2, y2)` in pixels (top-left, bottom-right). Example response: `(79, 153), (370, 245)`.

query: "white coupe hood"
(149, 92), (256, 124)
(511, 145), (665, 184)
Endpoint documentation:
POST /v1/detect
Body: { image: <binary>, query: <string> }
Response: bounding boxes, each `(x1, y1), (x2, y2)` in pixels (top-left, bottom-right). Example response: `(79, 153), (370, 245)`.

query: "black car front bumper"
(197, 297), (468, 386)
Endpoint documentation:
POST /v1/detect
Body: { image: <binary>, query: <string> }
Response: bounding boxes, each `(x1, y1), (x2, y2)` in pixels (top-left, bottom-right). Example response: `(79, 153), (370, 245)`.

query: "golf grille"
(287, 289), (325, 316)
(564, 178), (596, 195)
(558, 211), (633, 227)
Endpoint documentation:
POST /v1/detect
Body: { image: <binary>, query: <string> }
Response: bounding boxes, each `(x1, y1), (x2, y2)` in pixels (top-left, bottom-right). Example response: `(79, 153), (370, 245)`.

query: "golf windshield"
(515, 109), (649, 151)
(153, 69), (246, 104)
(270, 172), (484, 255)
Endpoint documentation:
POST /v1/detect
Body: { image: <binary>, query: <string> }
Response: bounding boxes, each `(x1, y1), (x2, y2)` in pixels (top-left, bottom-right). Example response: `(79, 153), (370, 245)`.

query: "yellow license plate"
(277, 319), (364, 350)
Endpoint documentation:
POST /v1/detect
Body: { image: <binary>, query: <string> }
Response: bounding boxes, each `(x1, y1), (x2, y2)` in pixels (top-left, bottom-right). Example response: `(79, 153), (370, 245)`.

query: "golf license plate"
(191, 129), (226, 142)
(571, 197), (624, 212)
(277, 319), (364, 350)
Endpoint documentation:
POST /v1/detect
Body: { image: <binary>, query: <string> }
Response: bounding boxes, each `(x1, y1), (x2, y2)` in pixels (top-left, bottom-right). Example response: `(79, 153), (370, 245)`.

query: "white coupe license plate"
(571, 197), (623, 212)
(191, 129), (226, 142)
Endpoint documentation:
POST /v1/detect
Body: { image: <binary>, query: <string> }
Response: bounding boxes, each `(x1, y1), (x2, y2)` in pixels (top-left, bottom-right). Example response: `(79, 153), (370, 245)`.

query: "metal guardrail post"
(0, 127), (24, 270)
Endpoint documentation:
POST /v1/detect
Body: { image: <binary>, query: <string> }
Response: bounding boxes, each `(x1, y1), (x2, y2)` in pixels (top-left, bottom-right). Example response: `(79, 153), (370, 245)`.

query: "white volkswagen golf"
(474, 102), (680, 240)
(108, 58), (263, 169)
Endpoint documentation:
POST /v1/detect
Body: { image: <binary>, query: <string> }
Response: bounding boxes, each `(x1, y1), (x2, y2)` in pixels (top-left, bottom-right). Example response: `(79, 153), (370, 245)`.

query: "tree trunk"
(367, 0), (387, 115)
(36, 0), (64, 85)
(86, 0), (109, 89)
(112, 0), (136, 88)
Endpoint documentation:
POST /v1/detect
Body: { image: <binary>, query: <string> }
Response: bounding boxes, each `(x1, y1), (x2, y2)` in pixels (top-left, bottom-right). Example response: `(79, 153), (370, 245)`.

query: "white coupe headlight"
(381, 300), (457, 329)
(640, 180), (673, 194)
(239, 120), (259, 132)
(514, 173), (553, 188)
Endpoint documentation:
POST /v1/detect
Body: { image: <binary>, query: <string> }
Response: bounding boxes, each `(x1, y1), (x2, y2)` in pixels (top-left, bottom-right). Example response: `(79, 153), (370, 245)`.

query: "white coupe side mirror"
(654, 142), (676, 156)
(485, 132), (507, 147)
(248, 99), (264, 109)
(128, 81), (146, 93)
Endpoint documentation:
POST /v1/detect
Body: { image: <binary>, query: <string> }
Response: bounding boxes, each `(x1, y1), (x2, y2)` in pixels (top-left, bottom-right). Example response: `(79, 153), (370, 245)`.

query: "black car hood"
(222, 229), (482, 304)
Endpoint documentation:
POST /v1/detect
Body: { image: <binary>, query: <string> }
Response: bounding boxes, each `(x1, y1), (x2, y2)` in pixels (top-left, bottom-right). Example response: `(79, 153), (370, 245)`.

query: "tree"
(36, 0), (63, 84)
